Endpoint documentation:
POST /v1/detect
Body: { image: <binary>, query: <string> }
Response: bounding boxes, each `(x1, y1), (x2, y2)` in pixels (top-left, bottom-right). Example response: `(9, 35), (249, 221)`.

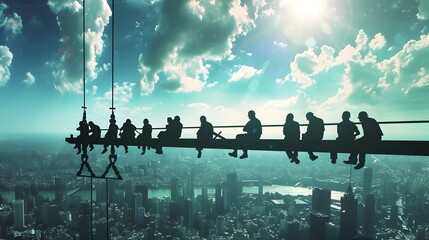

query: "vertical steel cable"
(111, 0), (115, 113)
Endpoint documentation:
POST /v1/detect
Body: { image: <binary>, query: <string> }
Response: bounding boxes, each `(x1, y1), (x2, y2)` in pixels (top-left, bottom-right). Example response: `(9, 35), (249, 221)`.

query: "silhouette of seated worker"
(88, 121), (101, 151)
(330, 111), (360, 164)
(196, 115), (214, 158)
(101, 117), (119, 154)
(283, 113), (301, 164)
(229, 110), (262, 159)
(119, 119), (137, 153)
(74, 120), (89, 154)
(137, 118), (152, 155)
(344, 111), (383, 170)
(156, 116), (183, 154)
(301, 112), (324, 161)
(171, 116), (183, 139)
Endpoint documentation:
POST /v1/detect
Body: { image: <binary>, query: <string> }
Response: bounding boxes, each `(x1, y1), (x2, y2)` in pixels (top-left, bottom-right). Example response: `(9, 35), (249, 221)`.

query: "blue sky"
(1, 0), (428, 140)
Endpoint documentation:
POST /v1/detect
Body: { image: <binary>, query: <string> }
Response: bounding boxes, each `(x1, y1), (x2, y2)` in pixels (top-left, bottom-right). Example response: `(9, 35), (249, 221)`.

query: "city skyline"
(0, 0), (428, 140)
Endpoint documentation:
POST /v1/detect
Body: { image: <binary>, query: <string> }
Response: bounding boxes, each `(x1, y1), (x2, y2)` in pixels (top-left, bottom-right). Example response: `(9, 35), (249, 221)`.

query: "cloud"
(416, 0), (429, 19)
(48, 0), (111, 93)
(99, 82), (136, 104)
(207, 81), (218, 88)
(229, 65), (262, 82)
(138, 0), (255, 95)
(278, 45), (335, 88)
(280, 29), (429, 111)
(262, 95), (299, 110)
(187, 102), (210, 110)
(0, 3), (23, 38)
(369, 33), (386, 50)
(274, 41), (287, 48)
(23, 72), (35, 86)
(0, 45), (13, 87)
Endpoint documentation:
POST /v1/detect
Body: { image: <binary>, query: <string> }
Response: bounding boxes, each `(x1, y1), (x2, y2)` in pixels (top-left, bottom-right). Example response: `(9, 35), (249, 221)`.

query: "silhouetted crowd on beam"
(73, 110), (383, 170)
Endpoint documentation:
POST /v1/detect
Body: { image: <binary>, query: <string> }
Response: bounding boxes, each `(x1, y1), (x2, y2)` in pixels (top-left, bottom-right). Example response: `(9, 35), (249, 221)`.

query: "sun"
(296, 0), (324, 20)
(279, 0), (333, 46)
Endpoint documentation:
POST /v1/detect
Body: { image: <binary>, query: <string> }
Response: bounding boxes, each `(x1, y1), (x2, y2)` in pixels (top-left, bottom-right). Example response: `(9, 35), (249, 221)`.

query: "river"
(0, 185), (344, 203)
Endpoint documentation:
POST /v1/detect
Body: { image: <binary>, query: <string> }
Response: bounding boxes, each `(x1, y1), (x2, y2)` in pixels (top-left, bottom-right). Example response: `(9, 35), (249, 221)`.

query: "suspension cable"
(82, 0), (87, 116)
(110, 0), (115, 113)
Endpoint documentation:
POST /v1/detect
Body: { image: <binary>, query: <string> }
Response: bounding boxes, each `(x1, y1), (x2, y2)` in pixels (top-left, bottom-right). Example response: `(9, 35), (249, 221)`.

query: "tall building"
(54, 177), (65, 204)
(14, 186), (25, 200)
(169, 201), (181, 222)
(362, 168), (373, 201)
(226, 172), (239, 205)
(312, 188), (331, 216)
(310, 212), (329, 240)
(171, 177), (180, 202)
(382, 180), (395, 205)
(79, 202), (91, 240)
(201, 187), (208, 213)
(416, 225), (426, 240)
(136, 207), (145, 227)
(96, 182), (106, 203)
(363, 194), (375, 238)
(215, 183), (224, 215)
(286, 220), (300, 240)
(187, 169), (195, 199)
(339, 184), (358, 240)
(184, 197), (193, 226)
(390, 204), (399, 228)
(13, 200), (25, 230)
(135, 185), (149, 209)
(134, 193), (143, 225)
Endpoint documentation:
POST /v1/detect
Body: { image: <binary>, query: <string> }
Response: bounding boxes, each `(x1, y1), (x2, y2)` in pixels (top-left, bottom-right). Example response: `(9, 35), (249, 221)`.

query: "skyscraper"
(54, 177), (64, 204)
(201, 187), (208, 213)
(310, 212), (329, 240)
(312, 188), (331, 216)
(137, 207), (145, 227)
(363, 194), (375, 238)
(171, 177), (180, 202)
(226, 172), (239, 205)
(362, 167), (373, 201)
(134, 193), (143, 225)
(339, 184), (358, 240)
(135, 185), (149, 209)
(79, 202), (91, 240)
(187, 168), (195, 199)
(390, 204), (399, 228)
(215, 182), (224, 215)
(13, 200), (25, 230)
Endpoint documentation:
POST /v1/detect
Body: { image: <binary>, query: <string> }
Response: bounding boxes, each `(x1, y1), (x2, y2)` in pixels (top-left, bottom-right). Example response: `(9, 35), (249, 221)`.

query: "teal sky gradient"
(0, 0), (428, 140)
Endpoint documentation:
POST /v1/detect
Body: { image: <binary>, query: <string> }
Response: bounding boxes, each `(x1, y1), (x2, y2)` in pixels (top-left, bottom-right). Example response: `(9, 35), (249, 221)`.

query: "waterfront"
(0, 185), (344, 203)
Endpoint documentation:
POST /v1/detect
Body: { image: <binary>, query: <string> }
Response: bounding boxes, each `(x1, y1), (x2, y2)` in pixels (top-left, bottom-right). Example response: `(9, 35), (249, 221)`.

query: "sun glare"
(296, 0), (323, 19)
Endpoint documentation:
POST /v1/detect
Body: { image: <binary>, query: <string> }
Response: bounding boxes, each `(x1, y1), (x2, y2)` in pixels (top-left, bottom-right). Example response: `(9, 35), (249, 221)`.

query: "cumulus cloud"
(187, 102), (210, 110)
(0, 45), (13, 87)
(369, 33), (386, 50)
(277, 45), (335, 88)
(262, 95), (299, 110)
(0, 3), (23, 38)
(280, 29), (429, 110)
(229, 65), (262, 82)
(48, 0), (111, 93)
(416, 0), (429, 19)
(138, 0), (254, 95)
(100, 82), (136, 104)
(23, 72), (35, 86)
